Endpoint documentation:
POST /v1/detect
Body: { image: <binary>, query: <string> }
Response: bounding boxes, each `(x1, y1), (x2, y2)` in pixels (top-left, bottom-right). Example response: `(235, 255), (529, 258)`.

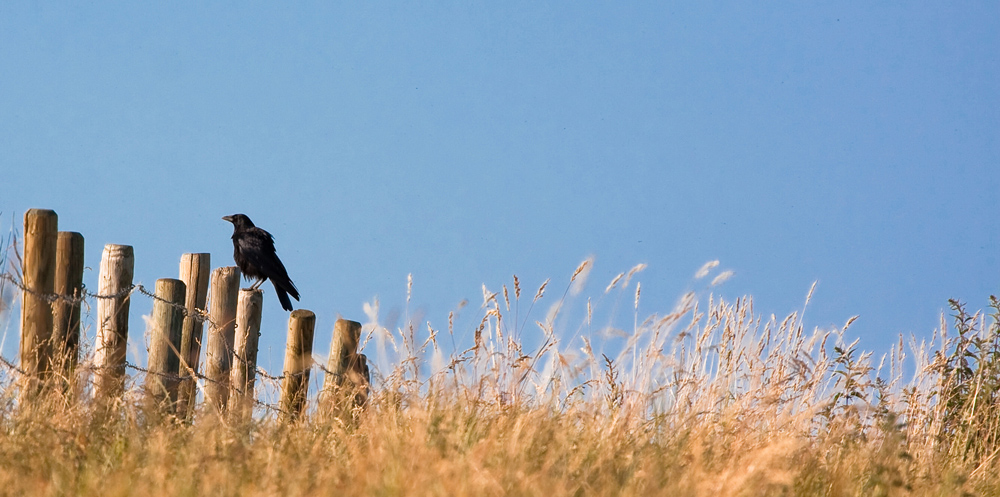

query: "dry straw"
(0, 243), (996, 495)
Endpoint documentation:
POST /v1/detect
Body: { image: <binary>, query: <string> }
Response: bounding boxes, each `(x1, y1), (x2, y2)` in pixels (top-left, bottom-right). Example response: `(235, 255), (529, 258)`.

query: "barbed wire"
(0, 354), (26, 376)
(0, 356), (298, 414)
(0, 272), (372, 415)
(0, 351), (298, 386)
(0, 343), (354, 412)
(0, 273), (216, 326)
(122, 360), (286, 414)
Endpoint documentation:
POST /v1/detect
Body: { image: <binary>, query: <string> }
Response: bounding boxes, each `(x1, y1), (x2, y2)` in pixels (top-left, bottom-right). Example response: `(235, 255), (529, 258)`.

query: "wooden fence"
(9, 208), (370, 421)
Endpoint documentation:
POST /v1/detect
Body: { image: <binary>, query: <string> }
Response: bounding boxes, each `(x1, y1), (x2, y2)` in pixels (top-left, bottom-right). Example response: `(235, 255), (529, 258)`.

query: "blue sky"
(1, 3), (997, 372)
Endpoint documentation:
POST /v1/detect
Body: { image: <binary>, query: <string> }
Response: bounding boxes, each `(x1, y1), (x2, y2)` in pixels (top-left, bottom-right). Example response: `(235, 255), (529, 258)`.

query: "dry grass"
(0, 255), (998, 496)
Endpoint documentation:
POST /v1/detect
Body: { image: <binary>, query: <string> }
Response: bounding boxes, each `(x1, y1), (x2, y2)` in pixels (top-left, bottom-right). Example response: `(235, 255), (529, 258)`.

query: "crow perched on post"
(222, 214), (300, 311)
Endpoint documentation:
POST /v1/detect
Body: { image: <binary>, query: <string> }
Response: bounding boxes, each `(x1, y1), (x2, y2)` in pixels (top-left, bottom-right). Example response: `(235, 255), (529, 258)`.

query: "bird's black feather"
(223, 214), (300, 311)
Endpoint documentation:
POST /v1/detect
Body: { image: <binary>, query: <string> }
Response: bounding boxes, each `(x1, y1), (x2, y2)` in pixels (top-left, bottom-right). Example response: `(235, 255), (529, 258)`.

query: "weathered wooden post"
(324, 319), (361, 388)
(279, 309), (316, 422)
(52, 231), (85, 385)
(175, 253), (210, 418)
(204, 266), (240, 412)
(228, 288), (262, 420)
(144, 278), (186, 415)
(321, 319), (370, 415)
(356, 354), (370, 396)
(93, 244), (134, 400)
(19, 209), (58, 399)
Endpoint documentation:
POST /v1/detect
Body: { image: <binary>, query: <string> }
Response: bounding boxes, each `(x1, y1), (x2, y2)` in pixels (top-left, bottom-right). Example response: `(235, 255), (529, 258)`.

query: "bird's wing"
(236, 228), (299, 298)
(235, 229), (279, 273)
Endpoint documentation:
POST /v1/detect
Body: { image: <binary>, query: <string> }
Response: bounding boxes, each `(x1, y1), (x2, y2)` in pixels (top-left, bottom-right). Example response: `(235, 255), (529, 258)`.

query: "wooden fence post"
(204, 266), (240, 412)
(176, 253), (210, 419)
(19, 208), (58, 398)
(321, 319), (370, 415)
(93, 244), (134, 400)
(144, 278), (186, 415)
(229, 288), (262, 420)
(279, 309), (316, 422)
(52, 231), (84, 387)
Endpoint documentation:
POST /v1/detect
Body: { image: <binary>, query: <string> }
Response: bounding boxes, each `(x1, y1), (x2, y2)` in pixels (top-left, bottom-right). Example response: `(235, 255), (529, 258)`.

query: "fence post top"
(102, 243), (134, 253)
(25, 208), (57, 217)
(290, 309), (315, 320)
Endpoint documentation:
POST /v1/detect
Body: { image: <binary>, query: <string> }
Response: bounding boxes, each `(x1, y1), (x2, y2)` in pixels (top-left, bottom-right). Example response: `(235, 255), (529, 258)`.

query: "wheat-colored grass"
(0, 253), (998, 496)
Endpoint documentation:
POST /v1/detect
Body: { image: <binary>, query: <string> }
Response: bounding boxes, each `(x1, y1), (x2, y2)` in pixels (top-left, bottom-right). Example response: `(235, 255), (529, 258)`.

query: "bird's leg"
(250, 278), (265, 290)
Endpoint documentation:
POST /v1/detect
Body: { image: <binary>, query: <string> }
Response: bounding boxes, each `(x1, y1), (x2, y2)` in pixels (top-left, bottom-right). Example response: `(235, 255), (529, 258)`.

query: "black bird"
(222, 214), (300, 311)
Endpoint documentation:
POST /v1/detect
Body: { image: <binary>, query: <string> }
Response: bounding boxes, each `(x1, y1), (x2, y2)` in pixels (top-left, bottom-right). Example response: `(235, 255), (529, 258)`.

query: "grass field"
(0, 255), (998, 496)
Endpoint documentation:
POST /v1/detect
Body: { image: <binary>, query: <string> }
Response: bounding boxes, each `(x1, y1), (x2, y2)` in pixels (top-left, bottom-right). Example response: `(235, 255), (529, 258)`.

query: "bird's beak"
(222, 215), (233, 222)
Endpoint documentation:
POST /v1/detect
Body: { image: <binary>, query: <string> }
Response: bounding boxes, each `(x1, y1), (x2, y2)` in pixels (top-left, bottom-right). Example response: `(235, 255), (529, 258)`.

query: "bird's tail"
(274, 282), (294, 311)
